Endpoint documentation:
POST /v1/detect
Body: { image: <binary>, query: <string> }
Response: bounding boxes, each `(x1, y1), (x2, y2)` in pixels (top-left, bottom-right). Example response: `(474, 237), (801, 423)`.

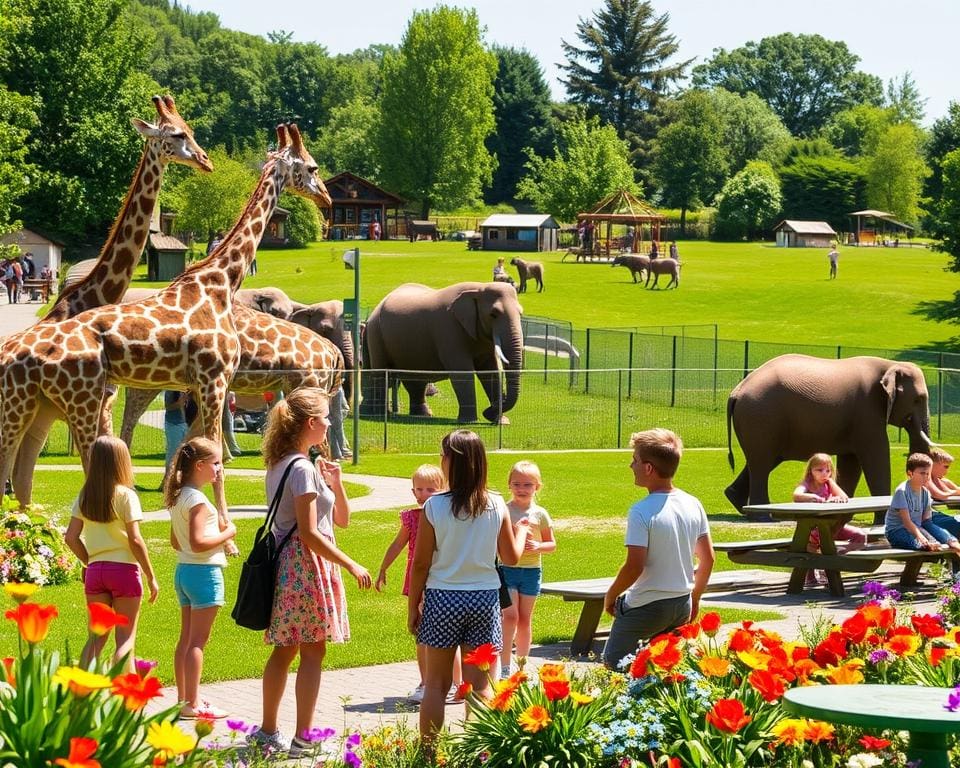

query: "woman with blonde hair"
(64, 436), (158, 671)
(248, 387), (372, 759)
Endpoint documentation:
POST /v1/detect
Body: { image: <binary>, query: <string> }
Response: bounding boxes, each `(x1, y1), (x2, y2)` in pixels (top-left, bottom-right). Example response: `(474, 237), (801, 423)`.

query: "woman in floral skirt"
(247, 388), (372, 759)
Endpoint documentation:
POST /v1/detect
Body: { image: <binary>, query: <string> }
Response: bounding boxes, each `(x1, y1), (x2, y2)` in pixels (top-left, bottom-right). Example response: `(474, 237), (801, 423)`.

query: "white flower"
(846, 754), (883, 768)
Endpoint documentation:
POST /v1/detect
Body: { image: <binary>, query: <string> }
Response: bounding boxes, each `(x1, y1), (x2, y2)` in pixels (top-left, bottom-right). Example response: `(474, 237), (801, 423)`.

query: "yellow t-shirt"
(506, 501), (554, 568)
(71, 486), (143, 565)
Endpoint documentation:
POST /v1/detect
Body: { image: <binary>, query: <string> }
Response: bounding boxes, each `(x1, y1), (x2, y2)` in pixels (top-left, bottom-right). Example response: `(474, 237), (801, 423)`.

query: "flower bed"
(0, 496), (76, 585)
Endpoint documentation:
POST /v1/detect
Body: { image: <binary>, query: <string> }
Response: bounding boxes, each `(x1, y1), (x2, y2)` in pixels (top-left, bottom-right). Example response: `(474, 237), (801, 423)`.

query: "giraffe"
(0, 124), (330, 508)
(118, 302), (344, 449)
(1, 94), (212, 504)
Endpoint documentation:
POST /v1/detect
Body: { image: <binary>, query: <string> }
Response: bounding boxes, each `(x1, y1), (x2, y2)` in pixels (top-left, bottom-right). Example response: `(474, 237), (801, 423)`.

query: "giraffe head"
(131, 95), (213, 173)
(273, 122), (331, 208)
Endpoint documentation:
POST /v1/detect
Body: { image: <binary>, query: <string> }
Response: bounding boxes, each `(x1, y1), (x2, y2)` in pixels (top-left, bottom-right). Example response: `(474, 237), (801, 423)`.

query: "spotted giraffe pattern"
(0, 124), (330, 497)
(0, 95), (212, 504)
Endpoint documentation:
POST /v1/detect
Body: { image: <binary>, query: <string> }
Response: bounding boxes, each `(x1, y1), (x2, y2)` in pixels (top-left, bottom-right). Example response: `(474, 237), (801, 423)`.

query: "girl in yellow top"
(64, 436), (158, 672)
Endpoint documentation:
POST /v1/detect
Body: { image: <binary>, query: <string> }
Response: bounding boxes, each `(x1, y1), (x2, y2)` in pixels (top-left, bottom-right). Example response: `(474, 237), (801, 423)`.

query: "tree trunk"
(679, 206), (687, 237)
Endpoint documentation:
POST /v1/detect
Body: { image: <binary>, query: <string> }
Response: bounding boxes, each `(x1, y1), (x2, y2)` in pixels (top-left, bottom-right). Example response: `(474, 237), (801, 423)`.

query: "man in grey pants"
(602, 428), (715, 669)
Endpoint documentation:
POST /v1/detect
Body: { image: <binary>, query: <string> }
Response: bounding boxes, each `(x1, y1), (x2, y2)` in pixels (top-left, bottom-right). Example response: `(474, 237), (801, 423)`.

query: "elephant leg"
(449, 372), (479, 422)
(403, 379), (432, 417)
(359, 369), (388, 417)
(477, 368), (507, 424)
(724, 468), (751, 513)
(836, 453), (863, 498)
(854, 448), (892, 524)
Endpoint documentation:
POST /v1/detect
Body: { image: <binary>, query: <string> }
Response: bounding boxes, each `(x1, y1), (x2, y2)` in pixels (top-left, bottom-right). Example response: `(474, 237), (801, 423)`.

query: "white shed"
(773, 220), (837, 248)
(0, 227), (65, 278)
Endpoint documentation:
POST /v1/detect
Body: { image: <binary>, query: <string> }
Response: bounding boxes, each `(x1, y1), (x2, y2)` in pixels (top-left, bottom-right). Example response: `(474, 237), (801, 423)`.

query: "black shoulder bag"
(231, 459), (303, 630)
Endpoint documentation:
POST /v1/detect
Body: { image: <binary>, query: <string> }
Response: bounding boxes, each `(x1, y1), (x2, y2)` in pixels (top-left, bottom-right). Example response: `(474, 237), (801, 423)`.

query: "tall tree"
(714, 161), (782, 240)
(779, 155), (867, 230)
(316, 96), (381, 180)
(931, 149), (960, 272)
(692, 33), (883, 137)
(559, 0), (691, 176)
(484, 47), (554, 205)
(0, 86), (38, 257)
(823, 104), (892, 158)
(652, 91), (727, 234)
(517, 111), (638, 222)
(1, 0), (159, 241)
(377, 6), (497, 218)
(864, 122), (929, 223)
(706, 89), (792, 174)
(886, 72), (927, 125)
(926, 102), (960, 204)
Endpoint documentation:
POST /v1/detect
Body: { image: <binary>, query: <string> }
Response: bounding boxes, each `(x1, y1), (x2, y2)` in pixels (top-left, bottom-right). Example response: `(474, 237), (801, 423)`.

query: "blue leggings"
(886, 518), (956, 550)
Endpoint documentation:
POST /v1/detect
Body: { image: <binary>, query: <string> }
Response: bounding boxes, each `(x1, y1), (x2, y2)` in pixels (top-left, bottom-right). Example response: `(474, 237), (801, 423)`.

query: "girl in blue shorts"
(407, 429), (530, 748)
(65, 436), (159, 672)
(165, 436), (237, 719)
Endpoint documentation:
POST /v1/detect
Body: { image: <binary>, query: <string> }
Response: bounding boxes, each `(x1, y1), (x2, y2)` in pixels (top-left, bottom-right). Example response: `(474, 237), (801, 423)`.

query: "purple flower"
(226, 719), (250, 733)
(344, 750), (361, 767)
(346, 732), (361, 748)
(868, 649), (892, 665)
(135, 658), (158, 676)
(862, 581), (887, 598)
(301, 727), (336, 742)
(945, 686), (960, 712)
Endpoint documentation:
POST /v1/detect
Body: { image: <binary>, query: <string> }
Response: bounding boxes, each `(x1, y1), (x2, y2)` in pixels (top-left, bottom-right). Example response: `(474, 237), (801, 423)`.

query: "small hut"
(323, 172), (405, 240)
(578, 190), (665, 258)
(479, 214), (559, 252)
(146, 232), (189, 281)
(847, 210), (914, 246)
(0, 227), (64, 278)
(773, 220), (837, 248)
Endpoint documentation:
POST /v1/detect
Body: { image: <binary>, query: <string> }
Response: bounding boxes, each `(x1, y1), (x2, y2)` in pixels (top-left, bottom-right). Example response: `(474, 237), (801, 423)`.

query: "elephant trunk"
(497, 320), (524, 415)
(339, 330), (355, 402)
(908, 412), (933, 454)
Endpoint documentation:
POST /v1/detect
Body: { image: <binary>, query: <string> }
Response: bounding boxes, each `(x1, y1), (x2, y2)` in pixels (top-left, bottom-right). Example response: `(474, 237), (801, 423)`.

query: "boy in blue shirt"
(885, 453), (960, 552)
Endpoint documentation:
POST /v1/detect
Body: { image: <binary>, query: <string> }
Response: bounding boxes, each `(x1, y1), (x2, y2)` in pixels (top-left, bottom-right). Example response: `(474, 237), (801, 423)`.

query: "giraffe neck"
(43, 141), (165, 323)
(190, 158), (284, 295)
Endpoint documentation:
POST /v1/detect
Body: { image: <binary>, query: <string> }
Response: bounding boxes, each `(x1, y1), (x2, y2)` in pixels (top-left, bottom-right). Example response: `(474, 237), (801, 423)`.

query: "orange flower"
(53, 737), (101, 768)
(705, 698), (752, 733)
(517, 704), (551, 733)
(885, 630), (920, 657)
(771, 718), (808, 746)
(112, 673), (163, 710)
(88, 603), (129, 637)
(803, 720), (835, 744)
(813, 632), (848, 667)
(537, 663), (567, 683)
(629, 648), (651, 678)
(506, 670), (528, 686)
(489, 681), (517, 711)
(841, 612), (869, 644)
(929, 645), (948, 667)
(542, 679), (570, 701)
(792, 658), (822, 685)
(911, 614), (946, 639)
(463, 643), (498, 672)
(727, 628), (756, 653)
(676, 622), (700, 639)
(1, 656), (14, 687)
(455, 682), (473, 699)
(858, 602), (895, 630)
(649, 637), (682, 671)
(700, 612), (722, 636)
(4, 602), (58, 644)
(748, 669), (785, 702)
(698, 656), (731, 677)
(823, 659), (865, 685)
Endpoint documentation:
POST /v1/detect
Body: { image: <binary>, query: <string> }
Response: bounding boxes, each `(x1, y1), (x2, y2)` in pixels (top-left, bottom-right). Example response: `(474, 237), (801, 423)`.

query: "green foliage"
(1, 0), (160, 240)
(559, 0), (691, 177)
(705, 88), (792, 174)
(315, 96), (381, 179)
(885, 72), (927, 124)
(0, 85), (37, 256)
(779, 156), (867, 230)
(163, 147), (258, 241)
(714, 161), (783, 240)
(377, 6), (497, 218)
(931, 149), (960, 271)
(864, 122), (929, 223)
(652, 91), (728, 231)
(925, 101), (960, 203)
(692, 33), (884, 137)
(279, 191), (322, 247)
(517, 112), (639, 222)
(484, 46), (555, 204)
(822, 104), (892, 158)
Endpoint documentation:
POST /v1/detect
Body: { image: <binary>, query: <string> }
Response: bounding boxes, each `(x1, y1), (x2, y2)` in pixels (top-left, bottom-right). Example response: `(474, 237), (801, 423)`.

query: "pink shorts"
(84, 562), (142, 598)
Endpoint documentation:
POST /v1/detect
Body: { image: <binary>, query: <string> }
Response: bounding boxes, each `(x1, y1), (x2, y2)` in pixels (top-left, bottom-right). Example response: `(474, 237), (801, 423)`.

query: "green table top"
(783, 685), (960, 733)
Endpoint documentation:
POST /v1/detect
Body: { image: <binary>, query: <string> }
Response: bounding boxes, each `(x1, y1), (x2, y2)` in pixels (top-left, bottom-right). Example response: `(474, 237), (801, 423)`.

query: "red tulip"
(705, 698), (752, 734)
(463, 643), (498, 672)
(4, 602), (58, 644)
(88, 603), (129, 637)
(700, 612), (722, 636)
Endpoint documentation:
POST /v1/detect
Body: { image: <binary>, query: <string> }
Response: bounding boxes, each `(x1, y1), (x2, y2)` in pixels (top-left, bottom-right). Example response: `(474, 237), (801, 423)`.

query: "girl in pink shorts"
(65, 436), (159, 672)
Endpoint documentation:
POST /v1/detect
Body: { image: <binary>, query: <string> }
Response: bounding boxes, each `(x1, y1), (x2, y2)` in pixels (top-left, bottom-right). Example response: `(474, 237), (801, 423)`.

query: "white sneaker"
(180, 701), (227, 719)
(246, 727), (289, 754)
(446, 685), (464, 704)
(408, 684), (425, 703)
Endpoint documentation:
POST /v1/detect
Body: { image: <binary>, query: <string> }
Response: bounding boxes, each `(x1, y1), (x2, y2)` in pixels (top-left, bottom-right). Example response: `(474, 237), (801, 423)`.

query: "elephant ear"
(881, 366), (903, 424)
(450, 290), (481, 341)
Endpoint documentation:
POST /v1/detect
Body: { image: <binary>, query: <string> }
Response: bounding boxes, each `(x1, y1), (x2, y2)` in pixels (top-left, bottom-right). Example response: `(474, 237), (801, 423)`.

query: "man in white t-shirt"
(602, 428), (715, 669)
(828, 244), (839, 279)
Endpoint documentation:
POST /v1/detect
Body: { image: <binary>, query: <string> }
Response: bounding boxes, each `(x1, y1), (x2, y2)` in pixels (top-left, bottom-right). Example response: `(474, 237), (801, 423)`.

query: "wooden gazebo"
(577, 190), (665, 258)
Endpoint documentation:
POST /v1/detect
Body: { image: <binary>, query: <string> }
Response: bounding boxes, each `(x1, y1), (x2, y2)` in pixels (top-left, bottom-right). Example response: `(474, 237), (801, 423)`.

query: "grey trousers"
(602, 593), (691, 670)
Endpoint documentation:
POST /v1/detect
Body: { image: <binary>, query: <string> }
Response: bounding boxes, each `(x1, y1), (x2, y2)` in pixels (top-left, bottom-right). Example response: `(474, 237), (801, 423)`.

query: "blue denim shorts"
(499, 565), (542, 597)
(174, 563), (225, 609)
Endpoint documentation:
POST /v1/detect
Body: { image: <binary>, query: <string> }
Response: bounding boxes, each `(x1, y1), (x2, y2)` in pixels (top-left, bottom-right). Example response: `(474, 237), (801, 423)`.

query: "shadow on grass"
(910, 292), (960, 352)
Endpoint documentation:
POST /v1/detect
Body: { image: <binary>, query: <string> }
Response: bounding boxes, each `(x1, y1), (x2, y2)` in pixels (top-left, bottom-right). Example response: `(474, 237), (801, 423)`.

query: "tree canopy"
(376, 6), (497, 218)
(714, 161), (783, 240)
(864, 122), (929, 224)
(692, 33), (883, 137)
(559, 0), (690, 175)
(779, 155), (867, 230)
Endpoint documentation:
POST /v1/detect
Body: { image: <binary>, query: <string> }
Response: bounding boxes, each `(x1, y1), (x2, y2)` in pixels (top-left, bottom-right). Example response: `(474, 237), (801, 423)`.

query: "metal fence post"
(617, 369), (623, 448)
(837, 345), (842, 359)
(382, 370), (389, 452)
(585, 329), (591, 393)
(670, 335), (677, 407)
(713, 325), (718, 404)
(544, 325), (549, 384)
(628, 332), (634, 398)
(743, 340), (750, 379)
(939, 353), (944, 440)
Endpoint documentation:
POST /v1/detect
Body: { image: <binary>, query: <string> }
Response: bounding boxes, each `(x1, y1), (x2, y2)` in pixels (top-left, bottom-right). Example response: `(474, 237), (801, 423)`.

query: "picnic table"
(731, 496), (958, 597)
(783, 684), (960, 768)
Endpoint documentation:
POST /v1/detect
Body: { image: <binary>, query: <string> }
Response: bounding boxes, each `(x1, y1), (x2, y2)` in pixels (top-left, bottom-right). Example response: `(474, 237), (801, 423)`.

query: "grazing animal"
(645, 258), (680, 289)
(510, 257), (544, 293)
(611, 254), (650, 283)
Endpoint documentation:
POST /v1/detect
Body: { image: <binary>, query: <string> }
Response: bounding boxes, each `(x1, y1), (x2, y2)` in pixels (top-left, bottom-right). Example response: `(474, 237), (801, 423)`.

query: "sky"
(178, 0), (959, 125)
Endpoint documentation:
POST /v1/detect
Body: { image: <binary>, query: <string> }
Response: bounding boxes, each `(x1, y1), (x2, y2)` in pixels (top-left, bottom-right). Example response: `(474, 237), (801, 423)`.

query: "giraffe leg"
(197, 379), (229, 514)
(12, 401), (61, 505)
(0, 387), (41, 505)
(120, 388), (160, 447)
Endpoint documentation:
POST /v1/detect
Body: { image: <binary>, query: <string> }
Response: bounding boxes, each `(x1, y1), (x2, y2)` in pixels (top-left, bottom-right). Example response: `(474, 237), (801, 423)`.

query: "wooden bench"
(21, 278), (53, 303)
(844, 546), (958, 587)
(540, 569), (771, 656)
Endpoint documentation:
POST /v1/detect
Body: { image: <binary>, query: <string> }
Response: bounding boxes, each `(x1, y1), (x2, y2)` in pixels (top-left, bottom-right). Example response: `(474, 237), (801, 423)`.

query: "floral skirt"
(265, 532), (349, 647)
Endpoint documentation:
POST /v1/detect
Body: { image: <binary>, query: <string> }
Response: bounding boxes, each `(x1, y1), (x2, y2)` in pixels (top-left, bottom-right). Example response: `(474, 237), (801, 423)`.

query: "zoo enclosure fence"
(37, 361), (960, 462)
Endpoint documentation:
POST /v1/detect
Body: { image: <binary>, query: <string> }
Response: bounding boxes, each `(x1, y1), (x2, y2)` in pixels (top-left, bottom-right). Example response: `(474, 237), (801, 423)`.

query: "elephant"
(235, 287), (305, 319)
(611, 255), (649, 283)
(724, 354), (932, 518)
(360, 281), (524, 424)
(290, 300), (355, 401)
(645, 258), (680, 289)
(510, 257), (544, 293)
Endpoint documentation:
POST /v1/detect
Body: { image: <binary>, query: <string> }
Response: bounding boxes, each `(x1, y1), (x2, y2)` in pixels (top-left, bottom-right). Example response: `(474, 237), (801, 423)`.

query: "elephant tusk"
(494, 338), (509, 367)
(920, 430), (938, 448)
